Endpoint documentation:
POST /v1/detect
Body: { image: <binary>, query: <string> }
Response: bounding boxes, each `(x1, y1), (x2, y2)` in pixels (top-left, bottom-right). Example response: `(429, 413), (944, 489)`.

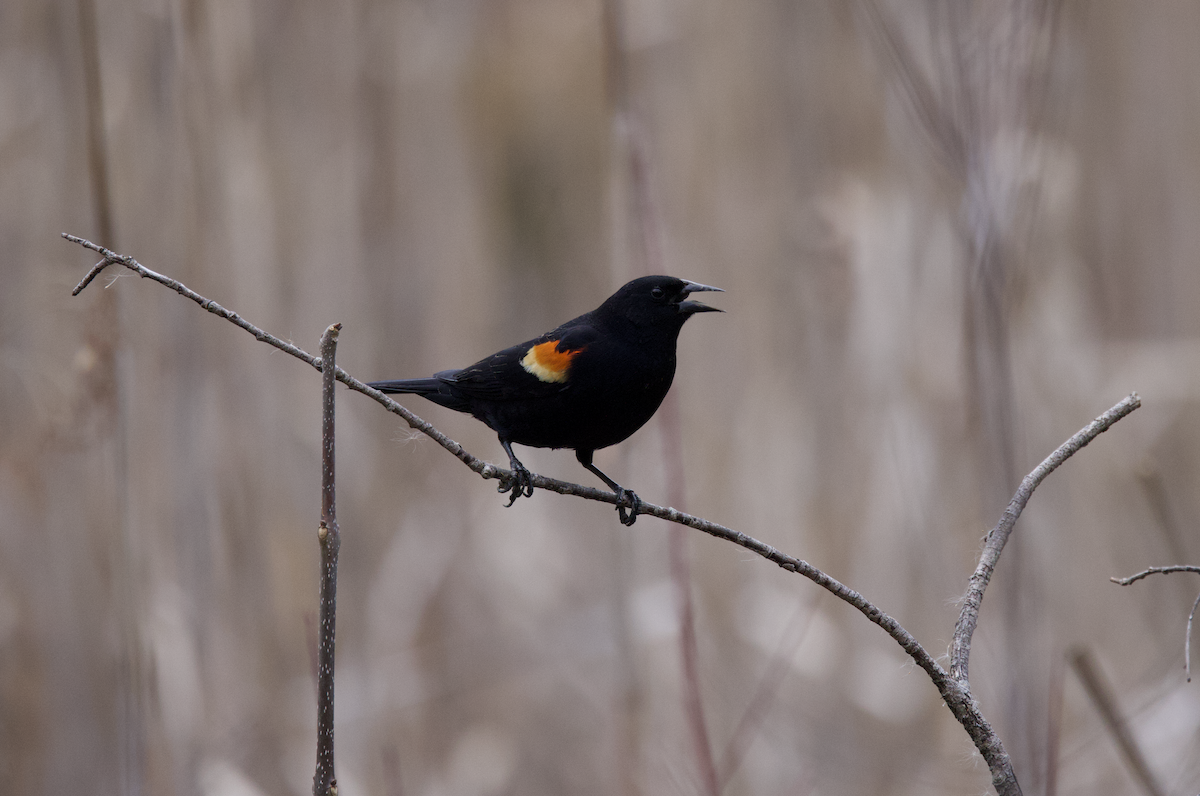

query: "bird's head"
(602, 275), (724, 329)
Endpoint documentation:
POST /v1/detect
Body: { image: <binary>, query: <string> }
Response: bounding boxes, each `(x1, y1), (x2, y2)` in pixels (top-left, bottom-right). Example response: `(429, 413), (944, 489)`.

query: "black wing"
(442, 322), (600, 403)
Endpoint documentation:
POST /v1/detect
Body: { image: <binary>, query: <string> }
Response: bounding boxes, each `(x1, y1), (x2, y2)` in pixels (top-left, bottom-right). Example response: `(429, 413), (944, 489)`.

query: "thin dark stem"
(313, 323), (342, 796)
(1044, 652), (1065, 796)
(1188, 592), (1200, 683)
(857, 0), (965, 171)
(320, 324), (341, 531)
(669, 523), (719, 796)
(74, 7), (142, 795)
(77, 0), (115, 247)
(600, 10), (646, 792)
(719, 601), (817, 789)
(1067, 647), (1165, 796)
(601, 4), (714, 789)
(951, 394), (1142, 683)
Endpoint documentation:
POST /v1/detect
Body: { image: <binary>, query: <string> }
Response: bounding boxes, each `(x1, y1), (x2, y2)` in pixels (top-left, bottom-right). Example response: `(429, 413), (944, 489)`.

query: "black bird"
(369, 275), (723, 525)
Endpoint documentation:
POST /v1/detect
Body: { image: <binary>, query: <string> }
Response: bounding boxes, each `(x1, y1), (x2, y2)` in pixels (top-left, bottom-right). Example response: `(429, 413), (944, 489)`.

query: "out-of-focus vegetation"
(2, 1), (1198, 794)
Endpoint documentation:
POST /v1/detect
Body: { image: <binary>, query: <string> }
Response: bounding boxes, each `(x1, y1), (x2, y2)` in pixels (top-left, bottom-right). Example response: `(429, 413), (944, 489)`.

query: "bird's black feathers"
(369, 274), (722, 525)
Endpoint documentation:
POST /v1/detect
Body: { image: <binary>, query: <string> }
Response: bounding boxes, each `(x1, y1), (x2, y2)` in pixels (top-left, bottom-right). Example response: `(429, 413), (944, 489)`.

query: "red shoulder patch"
(521, 340), (585, 383)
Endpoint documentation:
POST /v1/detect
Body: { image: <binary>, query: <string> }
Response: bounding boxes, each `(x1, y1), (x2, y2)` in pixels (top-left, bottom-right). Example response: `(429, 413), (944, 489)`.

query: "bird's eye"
(650, 287), (665, 299)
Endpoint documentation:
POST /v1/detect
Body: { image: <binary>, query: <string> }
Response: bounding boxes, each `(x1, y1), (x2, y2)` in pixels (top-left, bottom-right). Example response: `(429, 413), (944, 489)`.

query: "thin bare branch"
(1112, 566), (1200, 681)
(313, 323), (342, 796)
(1110, 565), (1200, 586)
(951, 393), (1142, 683)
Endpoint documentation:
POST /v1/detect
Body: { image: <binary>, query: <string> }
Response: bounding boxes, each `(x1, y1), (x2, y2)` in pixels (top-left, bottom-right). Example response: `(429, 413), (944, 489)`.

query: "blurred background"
(2, 0), (1199, 794)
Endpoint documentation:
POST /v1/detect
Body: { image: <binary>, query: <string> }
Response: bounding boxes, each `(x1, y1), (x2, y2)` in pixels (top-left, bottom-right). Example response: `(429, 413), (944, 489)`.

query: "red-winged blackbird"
(369, 275), (723, 525)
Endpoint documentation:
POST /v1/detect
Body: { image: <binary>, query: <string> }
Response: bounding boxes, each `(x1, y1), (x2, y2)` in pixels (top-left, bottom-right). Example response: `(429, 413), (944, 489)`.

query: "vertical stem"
(77, 0), (115, 246)
(1044, 652), (1065, 796)
(1067, 647), (1165, 796)
(313, 323), (343, 796)
(76, 2), (141, 793)
(601, 3), (717, 790)
(661, 396), (720, 796)
(1185, 590), (1200, 682)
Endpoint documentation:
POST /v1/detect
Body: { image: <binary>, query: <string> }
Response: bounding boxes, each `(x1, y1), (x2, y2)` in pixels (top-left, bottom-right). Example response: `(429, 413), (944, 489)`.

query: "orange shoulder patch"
(521, 340), (584, 383)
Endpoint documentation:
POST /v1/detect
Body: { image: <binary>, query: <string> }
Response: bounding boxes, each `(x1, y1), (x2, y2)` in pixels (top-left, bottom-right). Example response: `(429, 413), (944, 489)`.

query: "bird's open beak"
(677, 279), (724, 314)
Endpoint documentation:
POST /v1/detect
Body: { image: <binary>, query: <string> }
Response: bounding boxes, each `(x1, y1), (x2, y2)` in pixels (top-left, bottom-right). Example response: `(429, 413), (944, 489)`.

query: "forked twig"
(1111, 565), (1200, 681)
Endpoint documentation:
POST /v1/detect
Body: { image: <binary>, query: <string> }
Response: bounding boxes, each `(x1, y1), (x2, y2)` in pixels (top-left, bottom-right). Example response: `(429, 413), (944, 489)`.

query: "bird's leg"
(576, 450), (641, 526)
(499, 439), (535, 506)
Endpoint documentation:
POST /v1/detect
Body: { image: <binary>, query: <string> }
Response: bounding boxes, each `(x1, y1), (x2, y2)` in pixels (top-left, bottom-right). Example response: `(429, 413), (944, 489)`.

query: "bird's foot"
(615, 487), (641, 526)
(499, 461), (535, 507)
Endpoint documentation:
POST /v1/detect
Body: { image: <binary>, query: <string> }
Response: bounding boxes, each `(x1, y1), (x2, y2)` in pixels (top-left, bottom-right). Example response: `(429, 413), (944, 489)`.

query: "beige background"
(2, 1), (1198, 794)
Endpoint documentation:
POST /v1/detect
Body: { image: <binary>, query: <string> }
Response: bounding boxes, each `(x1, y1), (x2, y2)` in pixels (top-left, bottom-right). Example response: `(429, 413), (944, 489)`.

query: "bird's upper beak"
(676, 279), (724, 314)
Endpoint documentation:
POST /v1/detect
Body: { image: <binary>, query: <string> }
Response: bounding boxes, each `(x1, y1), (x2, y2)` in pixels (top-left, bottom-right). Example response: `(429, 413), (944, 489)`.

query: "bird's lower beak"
(680, 300), (723, 314)
(677, 279), (724, 314)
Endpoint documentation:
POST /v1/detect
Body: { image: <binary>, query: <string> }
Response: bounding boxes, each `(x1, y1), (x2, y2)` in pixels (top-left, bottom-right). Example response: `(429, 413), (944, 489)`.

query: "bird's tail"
(368, 374), (472, 412)
(368, 378), (443, 395)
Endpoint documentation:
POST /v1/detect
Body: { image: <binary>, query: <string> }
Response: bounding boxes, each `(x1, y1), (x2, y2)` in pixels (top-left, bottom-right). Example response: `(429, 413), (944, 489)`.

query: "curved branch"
(951, 394), (1142, 683)
(1111, 565), (1200, 586)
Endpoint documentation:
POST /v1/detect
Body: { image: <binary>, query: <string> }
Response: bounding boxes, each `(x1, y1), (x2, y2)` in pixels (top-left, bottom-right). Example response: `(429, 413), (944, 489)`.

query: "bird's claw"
(499, 463), (535, 507)
(616, 488), (641, 526)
